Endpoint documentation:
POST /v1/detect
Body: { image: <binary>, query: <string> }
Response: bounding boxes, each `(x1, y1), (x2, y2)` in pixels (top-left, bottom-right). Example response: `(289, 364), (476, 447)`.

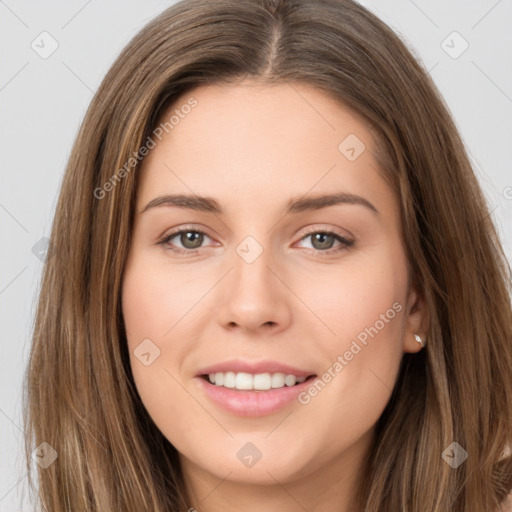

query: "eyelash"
(157, 225), (354, 257)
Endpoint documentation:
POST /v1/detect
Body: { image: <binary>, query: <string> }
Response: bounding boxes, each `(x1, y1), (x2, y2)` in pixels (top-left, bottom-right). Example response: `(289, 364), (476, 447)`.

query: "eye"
(295, 230), (354, 255)
(157, 226), (213, 255)
(157, 226), (354, 257)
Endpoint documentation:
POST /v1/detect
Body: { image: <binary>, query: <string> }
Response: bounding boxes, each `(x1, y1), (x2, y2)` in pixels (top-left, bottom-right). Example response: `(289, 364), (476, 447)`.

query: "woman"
(23, 0), (512, 510)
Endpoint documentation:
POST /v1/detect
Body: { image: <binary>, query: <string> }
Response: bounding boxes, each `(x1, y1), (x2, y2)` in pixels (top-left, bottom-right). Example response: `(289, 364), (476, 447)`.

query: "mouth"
(199, 372), (318, 391)
(195, 371), (318, 417)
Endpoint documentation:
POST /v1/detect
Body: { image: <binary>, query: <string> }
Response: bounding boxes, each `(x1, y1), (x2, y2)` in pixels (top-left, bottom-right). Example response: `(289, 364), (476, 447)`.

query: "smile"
(196, 373), (318, 417)
(205, 371), (310, 390)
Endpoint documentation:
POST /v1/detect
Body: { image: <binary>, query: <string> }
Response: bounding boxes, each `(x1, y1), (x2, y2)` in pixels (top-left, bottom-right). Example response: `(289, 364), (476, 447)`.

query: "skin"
(121, 80), (428, 512)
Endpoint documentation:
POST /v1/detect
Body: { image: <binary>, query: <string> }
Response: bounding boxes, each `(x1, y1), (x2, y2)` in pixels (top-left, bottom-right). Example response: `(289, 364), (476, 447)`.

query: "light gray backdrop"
(1, 0), (511, 510)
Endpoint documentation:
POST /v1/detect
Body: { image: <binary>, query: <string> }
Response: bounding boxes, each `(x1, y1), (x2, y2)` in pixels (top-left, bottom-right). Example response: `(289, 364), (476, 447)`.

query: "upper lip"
(196, 358), (316, 378)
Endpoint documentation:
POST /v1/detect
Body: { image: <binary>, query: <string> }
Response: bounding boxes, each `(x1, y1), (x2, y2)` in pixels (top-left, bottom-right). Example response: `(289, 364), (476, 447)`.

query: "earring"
(414, 334), (425, 347)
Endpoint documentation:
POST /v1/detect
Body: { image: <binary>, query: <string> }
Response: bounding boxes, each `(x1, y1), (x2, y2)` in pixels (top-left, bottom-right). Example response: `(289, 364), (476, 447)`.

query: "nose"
(216, 243), (293, 334)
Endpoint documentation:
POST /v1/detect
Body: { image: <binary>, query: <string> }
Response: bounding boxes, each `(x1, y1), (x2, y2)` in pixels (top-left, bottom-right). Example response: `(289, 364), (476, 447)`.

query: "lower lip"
(195, 375), (317, 417)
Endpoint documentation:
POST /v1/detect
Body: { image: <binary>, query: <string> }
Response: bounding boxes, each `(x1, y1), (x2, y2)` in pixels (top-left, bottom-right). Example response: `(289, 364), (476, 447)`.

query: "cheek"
(291, 250), (407, 427)
(121, 257), (196, 441)
(295, 250), (407, 353)
(121, 250), (217, 403)
(121, 253), (205, 343)
(121, 254), (181, 391)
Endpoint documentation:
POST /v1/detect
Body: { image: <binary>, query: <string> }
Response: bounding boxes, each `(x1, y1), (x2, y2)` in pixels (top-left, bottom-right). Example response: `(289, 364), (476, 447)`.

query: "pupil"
(182, 231), (203, 249)
(312, 233), (333, 250)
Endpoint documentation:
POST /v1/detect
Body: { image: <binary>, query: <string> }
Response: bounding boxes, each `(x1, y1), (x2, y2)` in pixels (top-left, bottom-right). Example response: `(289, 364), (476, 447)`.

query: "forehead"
(136, 80), (392, 215)
(155, 80), (377, 155)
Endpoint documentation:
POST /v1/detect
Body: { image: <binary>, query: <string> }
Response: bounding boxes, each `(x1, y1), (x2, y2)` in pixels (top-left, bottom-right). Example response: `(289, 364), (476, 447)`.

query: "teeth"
(253, 373), (272, 390)
(271, 373), (285, 388)
(223, 371), (236, 388)
(236, 372), (254, 390)
(207, 371), (309, 390)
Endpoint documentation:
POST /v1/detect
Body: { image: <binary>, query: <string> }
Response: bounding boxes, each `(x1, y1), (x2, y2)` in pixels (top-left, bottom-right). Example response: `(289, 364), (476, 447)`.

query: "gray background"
(1, 0), (511, 509)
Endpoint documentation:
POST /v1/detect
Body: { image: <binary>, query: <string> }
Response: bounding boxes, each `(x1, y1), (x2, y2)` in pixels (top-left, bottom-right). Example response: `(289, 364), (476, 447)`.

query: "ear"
(403, 285), (430, 353)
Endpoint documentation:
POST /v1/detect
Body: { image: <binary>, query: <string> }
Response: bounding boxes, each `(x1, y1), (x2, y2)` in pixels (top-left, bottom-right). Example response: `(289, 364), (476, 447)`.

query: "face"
(121, 80), (426, 494)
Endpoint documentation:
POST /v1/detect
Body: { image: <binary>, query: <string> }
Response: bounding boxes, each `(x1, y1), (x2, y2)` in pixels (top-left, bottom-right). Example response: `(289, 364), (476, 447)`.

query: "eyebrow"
(140, 192), (379, 216)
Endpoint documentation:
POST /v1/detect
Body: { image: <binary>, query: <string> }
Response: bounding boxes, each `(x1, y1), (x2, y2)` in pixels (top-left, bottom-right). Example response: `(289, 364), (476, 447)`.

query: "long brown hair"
(23, 0), (512, 510)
